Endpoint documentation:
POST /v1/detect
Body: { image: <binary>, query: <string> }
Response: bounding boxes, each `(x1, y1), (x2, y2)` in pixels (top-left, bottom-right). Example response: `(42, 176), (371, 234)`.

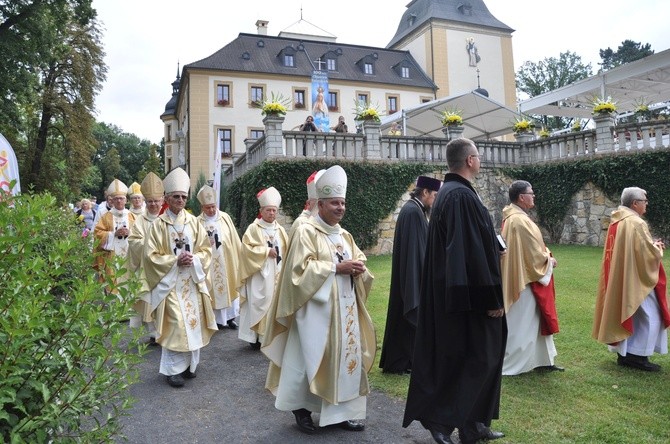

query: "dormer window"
(393, 61), (412, 79)
(278, 46), (297, 68)
(327, 58), (336, 71)
(458, 3), (473, 16)
(322, 50), (339, 71)
(356, 55), (377, 76)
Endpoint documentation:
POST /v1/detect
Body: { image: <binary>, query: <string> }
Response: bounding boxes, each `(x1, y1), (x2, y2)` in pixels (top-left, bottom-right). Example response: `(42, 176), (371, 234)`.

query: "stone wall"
(366, 168), (618, 255)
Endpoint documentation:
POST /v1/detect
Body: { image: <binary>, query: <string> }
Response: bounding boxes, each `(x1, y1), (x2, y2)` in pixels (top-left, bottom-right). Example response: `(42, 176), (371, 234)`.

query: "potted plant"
(217, 99), (229, 106)
(634, 101), (652, 122)
(539, 128), (550, 139)
(260, 92), (290, 117)
(512, 117), (534, 135)
(354, 101), (382, 123)
(571, 121), (582, 132)
(592, 96), (617, 116)
(440, 109), (464, 127)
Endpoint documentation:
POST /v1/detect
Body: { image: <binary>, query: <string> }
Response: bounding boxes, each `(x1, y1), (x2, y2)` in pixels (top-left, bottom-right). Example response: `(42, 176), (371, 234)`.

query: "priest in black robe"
(403, 138), (507, 444)
(379, 175), (441, 374)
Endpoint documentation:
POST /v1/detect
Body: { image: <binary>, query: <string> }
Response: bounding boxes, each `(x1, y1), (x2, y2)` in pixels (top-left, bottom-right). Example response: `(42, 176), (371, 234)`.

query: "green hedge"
(224, 160), (434, 249)
(504, 150), (670, 241)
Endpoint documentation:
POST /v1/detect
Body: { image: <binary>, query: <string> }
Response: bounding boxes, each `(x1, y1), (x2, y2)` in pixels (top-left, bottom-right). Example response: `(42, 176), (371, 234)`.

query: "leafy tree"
(516, 51), (592, 130)
(599, 40), (654, 71)
(91, 122), (156, 198)
(0, 0), (106, 202)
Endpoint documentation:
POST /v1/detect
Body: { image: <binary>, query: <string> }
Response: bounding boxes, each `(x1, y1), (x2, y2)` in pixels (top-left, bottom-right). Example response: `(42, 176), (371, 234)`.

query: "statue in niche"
(466, 37), (481, 67)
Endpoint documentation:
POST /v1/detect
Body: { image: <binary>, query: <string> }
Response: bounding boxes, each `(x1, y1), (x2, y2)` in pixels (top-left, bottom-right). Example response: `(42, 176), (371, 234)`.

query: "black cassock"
(379, 197), (427, 373)
(403, 173), (507, 438)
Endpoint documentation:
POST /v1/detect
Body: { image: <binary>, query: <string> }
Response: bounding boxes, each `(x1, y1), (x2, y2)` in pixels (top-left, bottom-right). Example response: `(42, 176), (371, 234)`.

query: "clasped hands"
(336, 260), (366, 278)
(177, 251), (193, 267)
(114, 227), (129, 238)
(654, 239), (665, 250)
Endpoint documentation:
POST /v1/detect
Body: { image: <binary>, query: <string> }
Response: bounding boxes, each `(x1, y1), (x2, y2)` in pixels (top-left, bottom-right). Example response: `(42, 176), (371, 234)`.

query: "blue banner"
(311, 70), (330, 132)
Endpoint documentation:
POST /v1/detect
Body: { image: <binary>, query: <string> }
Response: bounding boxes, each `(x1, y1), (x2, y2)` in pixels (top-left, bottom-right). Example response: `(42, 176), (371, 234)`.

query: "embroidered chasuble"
(128, 211), (158, 321)
(262, 217), (376, 416)
(238, 218), (288, 342)
(93, 209), (136, 285)
(143, 210), (217, 352)
(197, 211), (242, 310)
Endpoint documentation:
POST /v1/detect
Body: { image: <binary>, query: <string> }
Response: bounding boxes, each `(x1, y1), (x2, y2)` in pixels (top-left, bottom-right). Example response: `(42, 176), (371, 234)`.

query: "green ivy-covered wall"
(223, 160), (433, 250)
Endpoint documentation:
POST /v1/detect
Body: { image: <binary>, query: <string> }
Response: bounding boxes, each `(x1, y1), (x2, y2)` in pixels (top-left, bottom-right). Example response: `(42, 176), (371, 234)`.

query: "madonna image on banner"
(311, 71), (330, 132)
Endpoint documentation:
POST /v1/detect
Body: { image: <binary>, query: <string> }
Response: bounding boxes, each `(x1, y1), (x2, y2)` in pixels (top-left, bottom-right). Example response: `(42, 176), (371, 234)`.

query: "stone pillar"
(442, 125), (464, 140)
(362, 120), (382, 160)
(593, 113), (615, 152)
(514, 132), (534, 164)
(262, 114), (285, 158)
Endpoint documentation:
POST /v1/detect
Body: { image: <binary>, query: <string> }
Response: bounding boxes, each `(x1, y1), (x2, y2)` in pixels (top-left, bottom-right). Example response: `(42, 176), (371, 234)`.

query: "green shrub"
(504, 151), (670, 242)
(0, 193), (143, 443)
(224, 160), (433, 249)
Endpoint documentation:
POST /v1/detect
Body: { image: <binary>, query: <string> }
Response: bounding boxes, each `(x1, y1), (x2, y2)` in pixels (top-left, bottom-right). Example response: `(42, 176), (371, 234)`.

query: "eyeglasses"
(146, 199), (162, 205)
(468, 154), (480, 159)
(171, 195), (188, 200)
(521, 192), (535, 196)
(635, 199), (648, 203)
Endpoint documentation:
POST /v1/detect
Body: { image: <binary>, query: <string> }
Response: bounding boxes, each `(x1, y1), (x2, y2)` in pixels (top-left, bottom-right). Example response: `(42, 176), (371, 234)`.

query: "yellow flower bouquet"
(260, 92), (290, 116)
(440, 109), (464, 127)
(512, 117), (534, 134)
(592, 97), (617, 115)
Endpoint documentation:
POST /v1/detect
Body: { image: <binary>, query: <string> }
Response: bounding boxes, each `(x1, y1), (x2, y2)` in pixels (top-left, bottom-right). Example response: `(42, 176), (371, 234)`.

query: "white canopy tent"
(379, 91), (521, 140)
(518, 48), (670, 118)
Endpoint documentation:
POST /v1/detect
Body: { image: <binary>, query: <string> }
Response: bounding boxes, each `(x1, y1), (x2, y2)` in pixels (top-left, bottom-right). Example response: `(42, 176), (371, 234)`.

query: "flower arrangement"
(440, 109), (464, 127)
(354, 101), (382, 122)
(633, 99), (652, 120)
(512, 117), (534, 134)
(539, 128), (550, 138)
(260, 92), (290, 116)
(571, 121), (582, 132)
(592, 96), (617, 115)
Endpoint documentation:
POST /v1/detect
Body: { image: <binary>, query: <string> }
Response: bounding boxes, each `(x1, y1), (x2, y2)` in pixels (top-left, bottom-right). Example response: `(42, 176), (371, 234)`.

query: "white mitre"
(257, 186), (281, 208)
(163, 167), (190, 194)
(106, 179), (128, 197)
(316, 165), (347, 199)
(197, 185), (216, 205)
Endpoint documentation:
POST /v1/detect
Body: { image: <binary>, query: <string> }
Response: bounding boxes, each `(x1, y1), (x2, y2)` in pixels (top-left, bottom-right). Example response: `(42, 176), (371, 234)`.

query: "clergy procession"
(90, 139), (669, 443)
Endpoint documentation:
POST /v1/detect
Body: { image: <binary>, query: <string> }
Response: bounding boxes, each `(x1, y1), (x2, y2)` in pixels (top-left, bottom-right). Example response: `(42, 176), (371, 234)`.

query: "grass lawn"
(365, 245), (670, 444)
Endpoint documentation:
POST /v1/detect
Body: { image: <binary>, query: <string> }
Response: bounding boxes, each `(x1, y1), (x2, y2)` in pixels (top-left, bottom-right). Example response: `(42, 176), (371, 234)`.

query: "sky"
(93, 0), (670, 144)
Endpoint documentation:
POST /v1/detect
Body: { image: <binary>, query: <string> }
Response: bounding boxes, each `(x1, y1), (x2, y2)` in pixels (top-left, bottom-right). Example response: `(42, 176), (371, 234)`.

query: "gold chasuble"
(143, 210), (217, 352)
(263, 218), (376, 405)
(593, 206), (670, 345)
(127, 211), (158, 321)
(197, 211), (242, 310)
(93, 209), (136, 285)
(237, 218), (288, 339)
(500, 204), (552, 311)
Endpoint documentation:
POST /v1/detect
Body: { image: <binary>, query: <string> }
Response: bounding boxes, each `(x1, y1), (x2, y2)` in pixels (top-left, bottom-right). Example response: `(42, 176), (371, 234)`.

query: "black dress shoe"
(617, 354), (661, 372)
(429, 429), (455, 444)
(338, 420), (365, 431)
(536, 364), (565, 372)
(216, 323), (226, 330)
(166, 374), (185, 387)
(476, 423), (505, 440)
(249, 340), (261, 350)
(148, 337), (159, 346)
(292, 409), (316, 434)
(227, 319), (239, 330)
(181, 369), (196, 379)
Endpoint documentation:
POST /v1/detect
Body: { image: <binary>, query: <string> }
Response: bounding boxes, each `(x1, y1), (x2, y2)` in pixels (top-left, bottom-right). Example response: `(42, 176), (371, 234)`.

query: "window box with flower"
(217, 99), (230, 106)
